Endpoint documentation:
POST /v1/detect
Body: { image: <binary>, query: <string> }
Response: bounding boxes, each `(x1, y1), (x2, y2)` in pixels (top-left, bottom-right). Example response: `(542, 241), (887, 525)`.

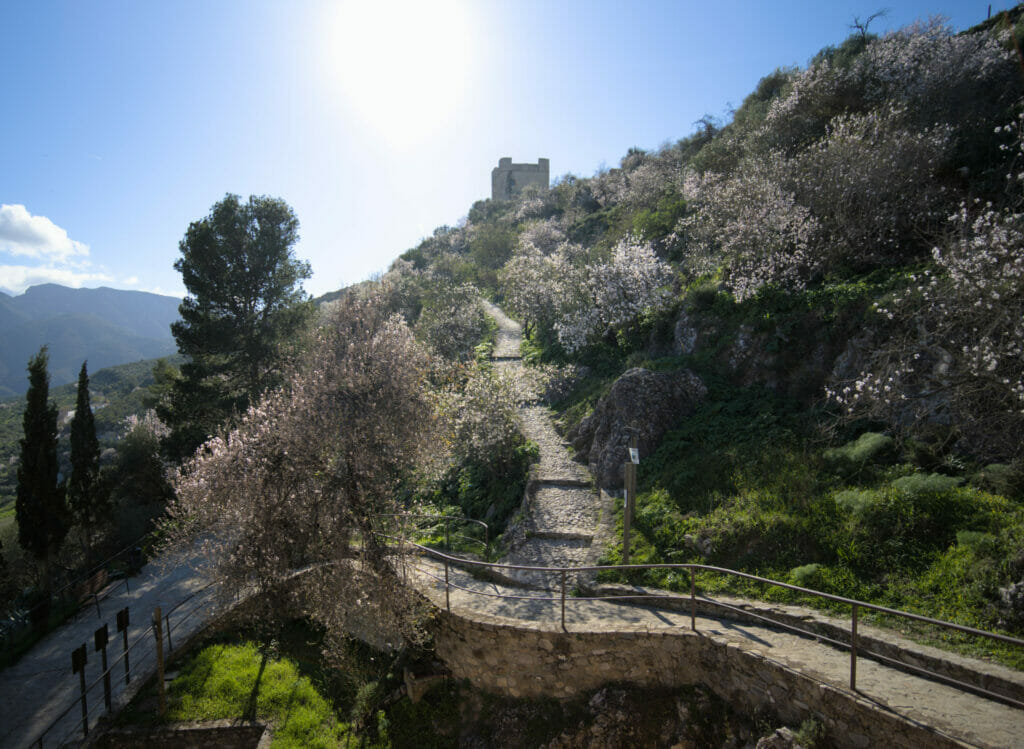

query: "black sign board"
(116, 607), (130, 632)
(94, 623), (108, 651)
(71, 644), (87, 673)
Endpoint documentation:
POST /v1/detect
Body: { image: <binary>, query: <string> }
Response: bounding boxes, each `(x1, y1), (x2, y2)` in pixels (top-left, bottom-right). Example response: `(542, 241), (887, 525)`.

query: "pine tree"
(69, 361), (107, 565)
(16, 347), (67, 589)
(158, 193), (313, 460)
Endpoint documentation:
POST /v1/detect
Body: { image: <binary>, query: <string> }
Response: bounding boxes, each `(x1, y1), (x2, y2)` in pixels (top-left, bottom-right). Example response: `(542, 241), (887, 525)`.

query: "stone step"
(530, 531), (595, 542)
(534, 478), (592, 489)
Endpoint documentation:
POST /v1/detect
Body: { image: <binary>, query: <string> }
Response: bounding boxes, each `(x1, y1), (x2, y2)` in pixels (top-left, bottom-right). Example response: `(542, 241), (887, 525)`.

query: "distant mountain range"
(0, 284), (181, 397)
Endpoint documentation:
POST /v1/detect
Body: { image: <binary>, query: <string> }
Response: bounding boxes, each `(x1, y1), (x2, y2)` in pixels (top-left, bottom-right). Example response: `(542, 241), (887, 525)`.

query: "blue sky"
(0, 0), (1012, 298)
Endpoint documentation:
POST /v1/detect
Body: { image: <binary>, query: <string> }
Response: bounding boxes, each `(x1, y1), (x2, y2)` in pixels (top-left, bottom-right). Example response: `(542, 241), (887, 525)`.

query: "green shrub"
(956, 530), (999, 556)
(788, 563), (824, 588)
(822, 432), (895, 478)
(833, 489), (878, 518)
(972, 462), (1024, 500)
(891, 472), (963, 496)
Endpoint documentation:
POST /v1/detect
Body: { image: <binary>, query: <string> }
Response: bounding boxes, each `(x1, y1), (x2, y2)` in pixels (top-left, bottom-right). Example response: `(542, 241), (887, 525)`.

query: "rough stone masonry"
(492, 157), (549, 201)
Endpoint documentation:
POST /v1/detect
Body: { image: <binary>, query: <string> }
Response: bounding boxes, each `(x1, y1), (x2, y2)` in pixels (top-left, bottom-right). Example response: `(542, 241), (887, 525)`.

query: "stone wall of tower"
(491, 157), (550, 201)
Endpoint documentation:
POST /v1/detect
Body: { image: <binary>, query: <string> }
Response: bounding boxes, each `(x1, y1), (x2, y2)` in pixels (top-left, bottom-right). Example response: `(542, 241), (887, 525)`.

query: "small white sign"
(629, 447), (639, 464)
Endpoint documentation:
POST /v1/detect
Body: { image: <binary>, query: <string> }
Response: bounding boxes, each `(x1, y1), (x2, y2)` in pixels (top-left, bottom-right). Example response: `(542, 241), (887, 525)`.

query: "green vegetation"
(158, 193), (314, 461)
(379, 10), (1024, 666)
(119, 620), (768, 748)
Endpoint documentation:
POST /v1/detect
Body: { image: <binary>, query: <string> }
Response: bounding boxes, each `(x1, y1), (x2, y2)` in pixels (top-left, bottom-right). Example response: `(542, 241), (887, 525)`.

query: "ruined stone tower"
(491, 157), (549, 201)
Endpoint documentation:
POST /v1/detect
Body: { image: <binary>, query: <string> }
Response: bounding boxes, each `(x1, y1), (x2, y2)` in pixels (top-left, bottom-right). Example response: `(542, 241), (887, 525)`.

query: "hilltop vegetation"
(389, 11), (1024, 647)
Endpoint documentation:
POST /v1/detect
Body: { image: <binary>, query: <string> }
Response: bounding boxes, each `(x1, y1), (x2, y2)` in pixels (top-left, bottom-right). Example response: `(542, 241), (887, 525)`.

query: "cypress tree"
(16, 347), (67, 590)
(69, 361), (106, 565)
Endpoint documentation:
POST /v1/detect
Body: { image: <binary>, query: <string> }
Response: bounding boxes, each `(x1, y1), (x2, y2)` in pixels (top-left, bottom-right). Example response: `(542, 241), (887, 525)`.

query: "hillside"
(383, 9), (1024, 646)
(0, 355), (180, 510)
(0, 284), (180, 397)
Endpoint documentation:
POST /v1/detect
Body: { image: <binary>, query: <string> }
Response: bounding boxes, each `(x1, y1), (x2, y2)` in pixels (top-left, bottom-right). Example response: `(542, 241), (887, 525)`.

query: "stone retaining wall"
(97, 721), (270, 749)
(433, 611), (969, 749)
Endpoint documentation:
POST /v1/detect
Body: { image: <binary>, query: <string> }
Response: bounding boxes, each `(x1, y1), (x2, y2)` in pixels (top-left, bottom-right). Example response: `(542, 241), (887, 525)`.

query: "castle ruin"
(491, 157), (549, 201)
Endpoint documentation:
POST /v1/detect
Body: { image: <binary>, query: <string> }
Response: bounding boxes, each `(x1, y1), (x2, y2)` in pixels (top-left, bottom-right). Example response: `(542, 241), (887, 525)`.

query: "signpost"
(71, 644), (88, 738)
(94, 623), (111, 712)
(116, 607), (130, 685)
(623, 434), (639, 565)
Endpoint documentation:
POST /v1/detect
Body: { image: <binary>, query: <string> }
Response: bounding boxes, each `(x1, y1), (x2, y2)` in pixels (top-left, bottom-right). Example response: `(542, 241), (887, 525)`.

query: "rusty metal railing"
(394, 538), (1024, 710)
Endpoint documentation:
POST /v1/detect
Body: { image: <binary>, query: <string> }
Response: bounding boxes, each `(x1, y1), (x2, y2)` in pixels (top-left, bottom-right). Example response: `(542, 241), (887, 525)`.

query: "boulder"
(567, 367), (706, 489)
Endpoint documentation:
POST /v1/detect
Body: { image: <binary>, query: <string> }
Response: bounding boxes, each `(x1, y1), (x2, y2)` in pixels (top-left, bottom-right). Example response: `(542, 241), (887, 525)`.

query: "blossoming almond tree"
(828, 114), (1024, 459)
(160, 291), (436, 651)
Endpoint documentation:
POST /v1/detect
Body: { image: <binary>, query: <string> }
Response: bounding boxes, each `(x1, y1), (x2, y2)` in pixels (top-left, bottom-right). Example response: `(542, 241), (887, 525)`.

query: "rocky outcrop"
(567, 367), (706, 489)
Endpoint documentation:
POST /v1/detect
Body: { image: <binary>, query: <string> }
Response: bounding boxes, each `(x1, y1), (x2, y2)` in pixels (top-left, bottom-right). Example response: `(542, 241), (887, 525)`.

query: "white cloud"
(0, 204), (89, 263)
(0, 264), (113, 295)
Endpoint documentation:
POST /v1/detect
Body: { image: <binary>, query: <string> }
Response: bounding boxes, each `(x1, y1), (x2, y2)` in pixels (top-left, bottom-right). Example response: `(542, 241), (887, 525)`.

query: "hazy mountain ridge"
(0, 284), (181, 397)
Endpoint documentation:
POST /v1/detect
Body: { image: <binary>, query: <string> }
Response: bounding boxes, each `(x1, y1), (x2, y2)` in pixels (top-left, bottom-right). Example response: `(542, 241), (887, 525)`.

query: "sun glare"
(325, 0), (476, 148)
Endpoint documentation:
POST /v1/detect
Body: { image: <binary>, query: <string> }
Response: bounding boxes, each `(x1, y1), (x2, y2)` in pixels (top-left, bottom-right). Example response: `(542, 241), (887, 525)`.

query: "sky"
(0, 0), (1014, 299)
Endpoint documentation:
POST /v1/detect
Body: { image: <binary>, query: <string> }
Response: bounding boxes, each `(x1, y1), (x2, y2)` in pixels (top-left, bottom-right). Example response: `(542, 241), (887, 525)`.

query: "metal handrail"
(2, 531), (154, 656)
(29, 580), (218, 748)
(395, 537), (1024, 709)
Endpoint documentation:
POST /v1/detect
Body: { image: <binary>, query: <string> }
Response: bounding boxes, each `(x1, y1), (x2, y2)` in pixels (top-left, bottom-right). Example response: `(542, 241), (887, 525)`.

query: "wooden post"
(622, 434), (639, 566)
(152, 606), (166, 718)
(627, 434), (638, 524)
(622, 467), (632, 566)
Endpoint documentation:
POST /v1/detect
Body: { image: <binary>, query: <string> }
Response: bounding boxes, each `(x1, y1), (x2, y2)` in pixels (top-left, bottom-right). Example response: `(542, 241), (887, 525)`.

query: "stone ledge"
(95, 720), (271, 749)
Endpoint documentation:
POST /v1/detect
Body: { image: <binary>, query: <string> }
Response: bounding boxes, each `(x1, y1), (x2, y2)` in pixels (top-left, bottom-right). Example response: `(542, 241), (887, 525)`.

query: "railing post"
(561, 570), (567, 630)
(444, 558), (450, 613)
(850, 603), (858, 691)
(690, 568), (697, 631)
(444, 518), (450, 551)
(166, 613), (173, 651)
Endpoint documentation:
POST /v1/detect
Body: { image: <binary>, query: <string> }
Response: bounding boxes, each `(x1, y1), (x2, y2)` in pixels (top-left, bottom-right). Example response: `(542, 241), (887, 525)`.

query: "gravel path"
(481, 302), (609, 586)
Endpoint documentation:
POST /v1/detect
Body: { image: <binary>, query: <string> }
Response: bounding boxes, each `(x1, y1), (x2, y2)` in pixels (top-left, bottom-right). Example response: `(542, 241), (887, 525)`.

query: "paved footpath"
(477, 302), (1024, 748)
(483, 302), (612, 588)
(411, 556), (1024, 749)
(0, 558), (214, 749)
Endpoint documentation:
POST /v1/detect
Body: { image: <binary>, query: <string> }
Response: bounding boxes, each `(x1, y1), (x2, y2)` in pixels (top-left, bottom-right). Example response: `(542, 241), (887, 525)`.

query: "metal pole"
(690, 568), (696, 631)
(444, 559), (450, 613)
(117, 608), (130, 685)
(95, 624), (111, 712)
(72, 644), (88, 738)
(561, 570), (567, 630)
(166, 613), (173, 652)
(152, 607), (166, 718)
(850, 603), (858, 691)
